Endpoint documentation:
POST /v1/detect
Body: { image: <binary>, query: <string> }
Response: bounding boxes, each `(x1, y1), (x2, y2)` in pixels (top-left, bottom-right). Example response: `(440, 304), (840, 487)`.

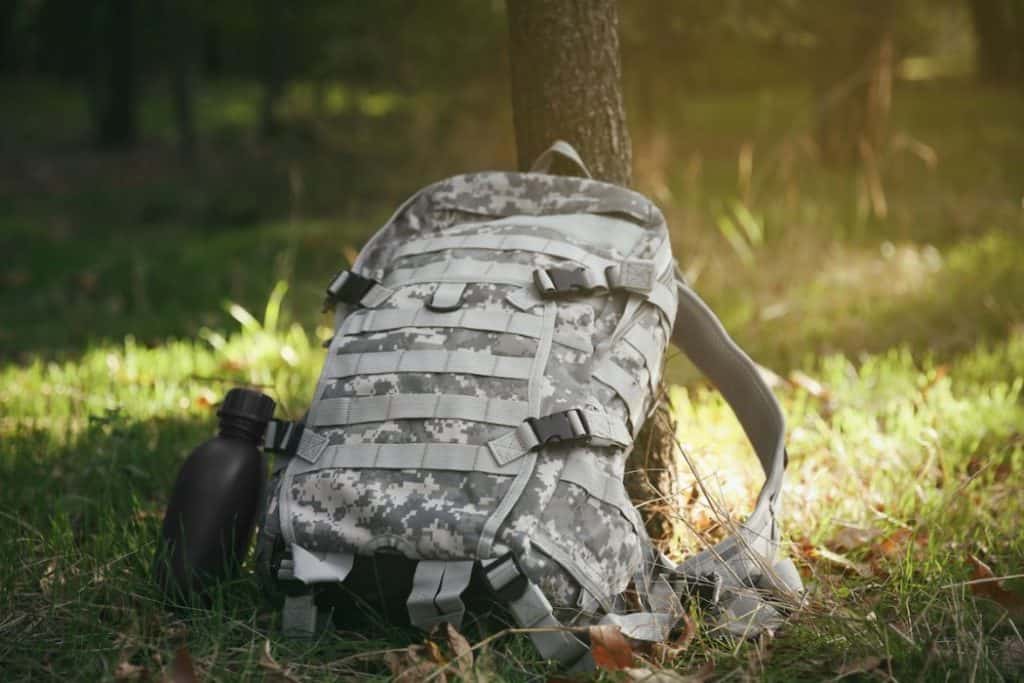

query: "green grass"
(2, 78), (1024, 679)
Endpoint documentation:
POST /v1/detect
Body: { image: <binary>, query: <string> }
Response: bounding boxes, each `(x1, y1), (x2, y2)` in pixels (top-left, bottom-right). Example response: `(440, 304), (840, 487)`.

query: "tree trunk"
(96, 0), (138, 149)
(260, 2), (288, 138)
(158, 0), (198, 160)
(506, 0), (632, 186)
(506, 0), (680, 552)
(968, 0), (1024, 84)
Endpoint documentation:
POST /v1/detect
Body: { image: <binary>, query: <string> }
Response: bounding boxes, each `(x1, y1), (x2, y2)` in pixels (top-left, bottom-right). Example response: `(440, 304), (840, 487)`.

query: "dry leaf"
(114, 661), (147, 680)
(436, 623), (473, 676)
(624, 660), (714, 682)
(876, 528), (913, 558)
(589, 624), (634, 670)
(163, 646), (198, 683)
(647, 611), (698, 665)
(836, 655), (888, 677)
(385, 644), (446, 683)
(828, 525), (882, 552)
(967, 555), (1024, 616)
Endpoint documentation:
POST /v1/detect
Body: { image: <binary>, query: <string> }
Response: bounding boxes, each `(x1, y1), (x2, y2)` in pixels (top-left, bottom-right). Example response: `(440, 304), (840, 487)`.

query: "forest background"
(1, 1), (1023, 680)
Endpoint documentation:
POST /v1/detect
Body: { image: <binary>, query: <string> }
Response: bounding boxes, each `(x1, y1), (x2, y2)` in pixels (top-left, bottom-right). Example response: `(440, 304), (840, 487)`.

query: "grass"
(1, 77), (1023, 680)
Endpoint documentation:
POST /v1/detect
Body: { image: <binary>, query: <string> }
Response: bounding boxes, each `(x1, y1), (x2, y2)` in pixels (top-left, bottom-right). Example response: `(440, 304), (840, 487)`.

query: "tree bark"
(158, 0), (198, 160)
(260, 2), (288, 138)
(968, 0), (1024, 84)
(506, 0), (632, 186)
(507, 0), (680, 552)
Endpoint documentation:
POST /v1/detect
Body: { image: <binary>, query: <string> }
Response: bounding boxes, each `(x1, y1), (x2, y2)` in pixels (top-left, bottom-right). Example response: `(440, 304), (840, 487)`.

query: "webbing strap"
(624, 323), (665, 395)
(391, 233), (618, 271)
(324, 270), (395, 309)
(559, 454), (644, 537)
(383, 259), (536, 288)
(263, 419), (304, 455)
(476, 300), (557, 559)
(338, 307), (593, 353)
(670, 279), (787, 582)
(528, 139), (593, 178)
(281, 594), (318, 638)
(324, 349), (533, 380)
(290, 545), (355, 584)
(481, 556), (591, 666)
(309, 394), (530, 428)
(598, 612), (678, 642)
(487, 408), (632, 466)
(288, 442), (521, 476)
(591, 360), (646, 432)
(407, 560), (475, 630)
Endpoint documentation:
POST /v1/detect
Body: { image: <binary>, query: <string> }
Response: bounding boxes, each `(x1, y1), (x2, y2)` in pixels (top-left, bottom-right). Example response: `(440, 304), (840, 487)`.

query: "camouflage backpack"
(256, 142), (801, 670)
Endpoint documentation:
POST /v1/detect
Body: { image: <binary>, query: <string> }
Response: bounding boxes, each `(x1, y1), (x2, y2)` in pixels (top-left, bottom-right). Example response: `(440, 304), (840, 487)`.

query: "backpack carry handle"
(529, 140), (593, 178)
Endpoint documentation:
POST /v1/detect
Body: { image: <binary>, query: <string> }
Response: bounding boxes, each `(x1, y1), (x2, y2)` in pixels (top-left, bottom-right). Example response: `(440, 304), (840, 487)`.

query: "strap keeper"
(483, 553), (529, 602)
(263, 419), (305, 456)
(323, 270), (377, 311)
(606, 260), (657, 293)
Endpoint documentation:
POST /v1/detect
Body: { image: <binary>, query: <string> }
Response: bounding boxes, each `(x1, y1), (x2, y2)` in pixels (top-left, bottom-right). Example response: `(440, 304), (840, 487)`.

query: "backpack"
(255, 141), (802, 670)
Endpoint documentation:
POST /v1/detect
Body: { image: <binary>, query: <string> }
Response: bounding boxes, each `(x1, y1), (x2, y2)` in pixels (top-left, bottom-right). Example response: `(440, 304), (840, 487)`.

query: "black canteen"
(155, 388), (275, 601)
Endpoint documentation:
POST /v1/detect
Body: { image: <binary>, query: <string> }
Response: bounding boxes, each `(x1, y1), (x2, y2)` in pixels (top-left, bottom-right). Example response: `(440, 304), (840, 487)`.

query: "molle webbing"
(324, 349), (534, 380)
(336, 307), (593, 353)
(288, 441), (521, 476)
(391, 233), (619, 271)
(309, 394), (530, 428)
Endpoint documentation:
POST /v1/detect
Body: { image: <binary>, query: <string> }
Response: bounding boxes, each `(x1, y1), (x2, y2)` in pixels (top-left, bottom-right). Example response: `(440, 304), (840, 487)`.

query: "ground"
(1, 78), (1022, 681)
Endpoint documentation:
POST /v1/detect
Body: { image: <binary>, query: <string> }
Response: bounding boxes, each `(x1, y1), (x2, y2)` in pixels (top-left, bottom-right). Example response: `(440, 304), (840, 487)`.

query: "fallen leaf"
(876, 528), (912, 558)
(967, 555), (1024, 616)
(828, 525), (882, 552)
(385, 643), (446, 683)
(114, 661), (147, 680)
(163, 646), (198, 683)
(589, 624), (634, 670)
(836, 655), (888, 677)
(623, 660), (714, 682)
(434, 622), (473, 676)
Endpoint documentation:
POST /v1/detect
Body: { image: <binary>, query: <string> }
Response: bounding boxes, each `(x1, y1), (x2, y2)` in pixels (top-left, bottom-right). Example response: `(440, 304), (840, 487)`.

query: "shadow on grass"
(0, 414), (420, 680)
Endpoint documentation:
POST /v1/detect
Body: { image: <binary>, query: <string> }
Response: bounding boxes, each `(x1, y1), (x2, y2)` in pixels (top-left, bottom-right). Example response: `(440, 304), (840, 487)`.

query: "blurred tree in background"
(0, 0), (1001, 164)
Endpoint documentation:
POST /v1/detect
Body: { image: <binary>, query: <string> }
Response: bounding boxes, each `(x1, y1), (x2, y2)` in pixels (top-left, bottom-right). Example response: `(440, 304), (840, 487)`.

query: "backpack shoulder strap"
(669, 273), (797, 598)
(670, 275), (786, 520)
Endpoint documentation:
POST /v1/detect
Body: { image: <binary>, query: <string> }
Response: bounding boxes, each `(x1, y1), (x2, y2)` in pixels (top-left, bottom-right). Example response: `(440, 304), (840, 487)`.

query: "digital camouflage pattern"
(257, 168), (678, 628)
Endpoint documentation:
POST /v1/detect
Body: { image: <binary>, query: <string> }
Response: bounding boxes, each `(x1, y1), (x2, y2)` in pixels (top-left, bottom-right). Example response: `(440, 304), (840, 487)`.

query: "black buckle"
(483, 552), (529, 602)
(526, 409), (590, 446)
(323, 270), (376, 310)
(264, 419), (305, 457)
(533, 267), (604, 298)
(672, 571), (722, 608)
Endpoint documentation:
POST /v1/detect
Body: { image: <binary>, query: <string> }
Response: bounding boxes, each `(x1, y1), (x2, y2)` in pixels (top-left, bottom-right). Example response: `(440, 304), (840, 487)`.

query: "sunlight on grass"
(2, 280), (1022, 678)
